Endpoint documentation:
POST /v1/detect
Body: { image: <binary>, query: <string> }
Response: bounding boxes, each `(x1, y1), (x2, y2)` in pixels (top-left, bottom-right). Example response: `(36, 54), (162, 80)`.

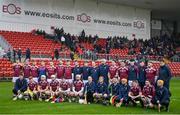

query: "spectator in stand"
(17, 48), (22, 62)
(7, 48), (11, 61)
(54, 49), (59, 60)
(13, 48), (16, 62)
(25, 48), (31, 62)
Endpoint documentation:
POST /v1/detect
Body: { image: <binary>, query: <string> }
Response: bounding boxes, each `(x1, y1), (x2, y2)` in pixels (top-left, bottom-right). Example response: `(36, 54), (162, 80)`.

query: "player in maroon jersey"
(108, 61), (118, 83)
(46, 75), (59, 102)
(141, 80), (155, 108)
(64, 60), (73, 83)
(70, 74), (84, 102)
(59, 78), (71, 101)
(12, 61), (22, 82)
(37, 75), (49, 101)
(24, 76), (38, 100)
(23, 61), (31, 79)
(46, 62), (56, 81)
(118, 61), (128, 80)
(56, 60), (65, 80)
(145, 62), (157, 85)
(30, 61), (39, 82)
(128, 80), (143, 106)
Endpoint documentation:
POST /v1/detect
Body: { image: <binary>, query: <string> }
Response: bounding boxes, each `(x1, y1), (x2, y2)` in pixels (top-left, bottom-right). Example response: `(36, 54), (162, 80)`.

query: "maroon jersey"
(73, 80), (84, 92)
(31, 66), (38, 78)
(60, 81), (70, 91)
(23, 65), (31, 78)
(56, 65), (65, 79)
(46, 66), (56, 78)
(109, 65), (118, 79)
(38, 80), (49, 90)
(130, 86), (141, 96)
(28, 81), (37, 91)
(50, 80), (59, 92)
(145, 67), (156, 84)
(118, 66), (128, 79)
(13, 64), (21, 77)
(64, 66), (73, 79)
(142, 85), (155, 98)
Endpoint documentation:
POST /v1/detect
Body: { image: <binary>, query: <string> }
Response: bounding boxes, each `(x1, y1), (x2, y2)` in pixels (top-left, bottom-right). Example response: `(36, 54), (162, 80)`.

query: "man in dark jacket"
(25, 48), (31, 62)
(138, 61), (146, 89)
(12, 75), (28, 100)
(17, 48), (22, 62)
(153, 80), (170, 112)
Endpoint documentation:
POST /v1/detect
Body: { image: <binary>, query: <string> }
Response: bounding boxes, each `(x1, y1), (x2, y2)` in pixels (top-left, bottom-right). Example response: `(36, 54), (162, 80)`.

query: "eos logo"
(133, 20), (145, 29)
(2, 4), (21, 15)
(77, 13), (91, 23)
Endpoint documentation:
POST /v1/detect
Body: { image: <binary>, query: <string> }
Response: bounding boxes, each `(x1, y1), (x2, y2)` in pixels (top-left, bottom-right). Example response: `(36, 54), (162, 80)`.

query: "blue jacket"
(83, 81), (96, 94)
(73, 66), (82, 79)
(90, 67), (99, 83)
(158, 65), (172, 82)
(96, 82), (108, 94)
(14, 78), (28, 91)
(99, 64), (109, 78)
(109, 83), (119, 96)
(117, 84), (130, 100)
(155, 86), (170, 103)
(138, 66), (146, 82)
(128, 65), (138, 80)
(82, 66), (91, 80)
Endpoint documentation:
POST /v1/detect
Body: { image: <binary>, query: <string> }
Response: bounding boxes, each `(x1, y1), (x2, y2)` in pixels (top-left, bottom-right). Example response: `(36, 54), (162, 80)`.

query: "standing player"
(141, 80), (155, 108)
(56, 60), (65, 81)
(90, 61), (99, 84)
(82, 61), (91, 84)
(93, 76), (109, 104)
(83, 76), (96, 104)
(99, 59), (109, 85)
(73, 61), (82, 80)
(115, 78), (130, 107)
(64, 60), (73, 83)
(37, 75), (49, 101)
(108, 61), (118, 83)
(128, 60), (138, 86)
(138, 61), (146, 89)
(128, 80), (143, 106)
(70, 74), (84, 102)
(38, 61), (47, 80)
(118, 61), (128, 81)
(59, 78), (71, 102)
(23, 62), (31, 79)
(30, 61), (39, 82)
(145, 62), (157, 85)
(46, 62), (56, 82)
(47, 75), (59, 102)
(24, 76), (38, 100)
(12, 61), (22, 82)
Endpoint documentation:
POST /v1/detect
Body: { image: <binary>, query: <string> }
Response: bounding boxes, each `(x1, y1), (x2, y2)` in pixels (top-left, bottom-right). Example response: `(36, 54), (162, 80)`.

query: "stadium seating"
(0, 58), (13, 78)
(0, 30), (63, 55)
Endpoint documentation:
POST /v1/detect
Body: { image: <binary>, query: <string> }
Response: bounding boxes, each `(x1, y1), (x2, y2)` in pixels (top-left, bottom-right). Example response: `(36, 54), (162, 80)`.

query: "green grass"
(0, 78), (180, 114)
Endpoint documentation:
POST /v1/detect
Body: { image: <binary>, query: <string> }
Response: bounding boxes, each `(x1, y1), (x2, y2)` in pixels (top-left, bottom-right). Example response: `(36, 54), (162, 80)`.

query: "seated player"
(83, 76), (96, 104)
(93, 76), (109, 105)
(59, 78), (71, 102)
(141, 80), (155, 108)
(12, 74), (28, 101)
(24, 76), (38, 100)
(46, 75), (59, 102)
(37, 75), (49, 101)
(115, 78), (130, 107)
(70, 74), (84, 103)
(152, 80), (170, 112)
(109, 77), (119, 106)
(128, 80), (143, 106)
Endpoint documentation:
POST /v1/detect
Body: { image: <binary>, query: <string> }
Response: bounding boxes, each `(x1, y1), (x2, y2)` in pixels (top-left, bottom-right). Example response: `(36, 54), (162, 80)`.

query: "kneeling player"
(141, 80), (155, 108)
(59, 78), (71, 102)
(24, 76), (38, 100)
(46, 75), (59, 102)
(152, 80), (170, 112)
(70, 74), (84, 103)
(115, 78), (130, 107)
(93, 76), (109, 105)
(37, 75), (49, 101)
(128, 80), (143, 106)
(109, 77), (119, 106)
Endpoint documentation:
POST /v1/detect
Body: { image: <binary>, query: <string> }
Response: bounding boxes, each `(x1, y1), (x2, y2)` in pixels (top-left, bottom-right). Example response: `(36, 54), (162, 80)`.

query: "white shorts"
(128, 80), (133, 87)
(33, 78), (38, 83)
(47, 79), (52, 83)
(83, 80), (88, 84)
(65, 79), (73, 83)
(12, 77), (19, 83)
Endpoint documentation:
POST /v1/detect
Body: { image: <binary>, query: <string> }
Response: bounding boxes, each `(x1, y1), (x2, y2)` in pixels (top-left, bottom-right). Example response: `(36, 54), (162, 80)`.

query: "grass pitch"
(0, 78), (180, 114)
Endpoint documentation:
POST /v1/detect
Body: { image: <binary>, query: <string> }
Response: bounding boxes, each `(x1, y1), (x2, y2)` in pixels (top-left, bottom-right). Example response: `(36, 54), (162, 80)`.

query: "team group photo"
(0, 0), (180, 114)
